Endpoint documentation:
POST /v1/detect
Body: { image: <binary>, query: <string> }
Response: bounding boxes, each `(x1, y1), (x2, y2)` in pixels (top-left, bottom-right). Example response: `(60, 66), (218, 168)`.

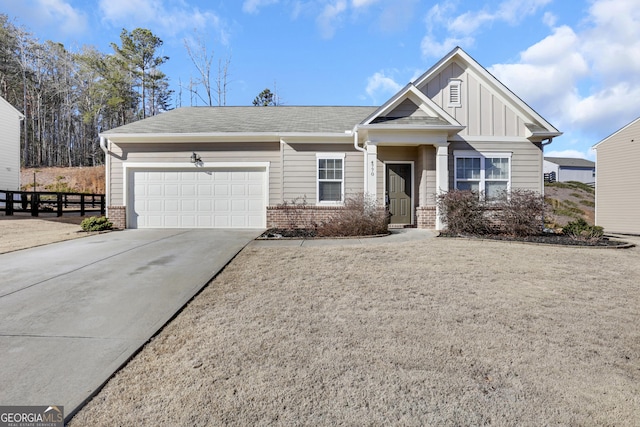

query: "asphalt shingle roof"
(544, 157), (595, 168)
(103, 106), (379, 135)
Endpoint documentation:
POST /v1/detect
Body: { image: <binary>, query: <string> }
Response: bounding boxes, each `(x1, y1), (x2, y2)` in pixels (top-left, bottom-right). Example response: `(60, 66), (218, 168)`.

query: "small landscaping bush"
(562, 218), (604, 242)
(316, 193), (389, 237)
(436, 189), (487, 235)
(81, 216), (113, 232)
(494, 189), (546, 237)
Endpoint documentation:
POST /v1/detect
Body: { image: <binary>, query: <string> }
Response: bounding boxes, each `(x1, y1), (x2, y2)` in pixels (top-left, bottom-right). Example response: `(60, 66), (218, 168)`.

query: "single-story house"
(543, 157), (595, 184)
(592, 116), (640, 234)
(0, 95), (24, 191)
(100, 47), (561, 230)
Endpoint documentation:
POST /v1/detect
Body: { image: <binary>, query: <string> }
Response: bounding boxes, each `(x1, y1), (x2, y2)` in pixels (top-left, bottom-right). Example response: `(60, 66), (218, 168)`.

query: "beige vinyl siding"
(109, 141), (281, 206)
(388, 99), (427, 118)
(0, 98), (22, 191)
(595, 122), (640, 234)
(418, 62), (527, 138)
(449, 140), (543, 194)
(281, 143), (363, 203)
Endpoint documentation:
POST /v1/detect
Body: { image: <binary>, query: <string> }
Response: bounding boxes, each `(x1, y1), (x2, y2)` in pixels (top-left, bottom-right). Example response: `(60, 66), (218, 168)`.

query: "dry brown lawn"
(0, 215), (89, 253)
(69, 237), (640, 426)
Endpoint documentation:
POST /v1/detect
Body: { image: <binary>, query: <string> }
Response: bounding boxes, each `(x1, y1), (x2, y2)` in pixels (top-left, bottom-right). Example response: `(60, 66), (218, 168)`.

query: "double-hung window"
(454, 151), (511, 199)
(317, 153), (345, 204)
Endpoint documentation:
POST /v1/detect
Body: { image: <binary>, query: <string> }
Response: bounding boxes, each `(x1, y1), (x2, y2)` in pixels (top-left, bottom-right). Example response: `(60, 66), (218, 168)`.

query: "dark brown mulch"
(259, 228), (318, 239)
(440, 232), (632, 247)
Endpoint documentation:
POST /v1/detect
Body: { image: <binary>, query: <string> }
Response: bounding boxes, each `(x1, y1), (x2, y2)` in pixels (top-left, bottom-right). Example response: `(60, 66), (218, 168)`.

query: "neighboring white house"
(100, 47), (561, 230)
(0, 95), (24, 191)
(543, 157), (595, 184)
(593, 116), (640, 234)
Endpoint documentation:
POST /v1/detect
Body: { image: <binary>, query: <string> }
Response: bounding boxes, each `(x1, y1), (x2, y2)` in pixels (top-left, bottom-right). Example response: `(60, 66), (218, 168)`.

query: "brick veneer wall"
(416, 206), (436, 229)
(108, 205), (126, 229)
(266, 205), (346, 229)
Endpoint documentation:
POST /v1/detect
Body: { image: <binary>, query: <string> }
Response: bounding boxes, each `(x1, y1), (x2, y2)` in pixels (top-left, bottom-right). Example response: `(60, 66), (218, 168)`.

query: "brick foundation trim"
(266, 205), (348, 229)
(416, 206), (436, 229)
(107, 205), (126, 229)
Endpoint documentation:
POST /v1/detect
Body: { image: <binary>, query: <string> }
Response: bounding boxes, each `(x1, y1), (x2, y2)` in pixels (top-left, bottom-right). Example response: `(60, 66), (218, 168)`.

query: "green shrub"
(45, 176), (75, 193)
(562, 218), (603, 241)
(436, 189), (488, 235)
(81, 216), (113, 232)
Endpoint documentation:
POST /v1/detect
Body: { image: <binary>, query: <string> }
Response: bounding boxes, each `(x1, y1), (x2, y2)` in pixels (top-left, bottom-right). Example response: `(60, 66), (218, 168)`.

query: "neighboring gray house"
(593, 116), (640, 234)
(543, 157), (595, 184)
(100, 47), (561, 230)
(0, 95), (24, 191)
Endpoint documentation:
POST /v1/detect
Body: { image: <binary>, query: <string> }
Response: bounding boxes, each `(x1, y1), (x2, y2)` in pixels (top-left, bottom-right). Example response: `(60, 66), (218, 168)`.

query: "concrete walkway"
(0, 228), (260, 422)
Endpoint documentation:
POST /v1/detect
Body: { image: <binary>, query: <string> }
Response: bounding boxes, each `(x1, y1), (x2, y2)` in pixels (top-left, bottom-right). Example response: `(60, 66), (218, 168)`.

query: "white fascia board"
(100, 132), (281, 143)
(101, 131), (352, 144)
(358, 123), (464, 138)
(451, 135), (537, 144)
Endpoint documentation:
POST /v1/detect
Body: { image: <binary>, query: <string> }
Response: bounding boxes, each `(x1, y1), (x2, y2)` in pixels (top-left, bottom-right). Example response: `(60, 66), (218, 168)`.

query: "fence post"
(31, 193), (39, 217)
(100, 195), (105, 216)
(6, 191), (13, 215)
(57, 193), (63, 217)
(80, 194), (85, 216)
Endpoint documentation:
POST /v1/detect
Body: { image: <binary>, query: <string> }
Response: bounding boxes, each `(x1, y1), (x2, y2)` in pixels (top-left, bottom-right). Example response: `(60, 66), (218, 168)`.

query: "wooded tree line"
(0, 15), (226, 168)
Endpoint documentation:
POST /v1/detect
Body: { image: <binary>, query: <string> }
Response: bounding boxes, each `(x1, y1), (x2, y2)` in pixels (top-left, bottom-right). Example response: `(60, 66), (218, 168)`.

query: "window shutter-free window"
(317, 153), (345, 203)
(454, 151), (511, 198)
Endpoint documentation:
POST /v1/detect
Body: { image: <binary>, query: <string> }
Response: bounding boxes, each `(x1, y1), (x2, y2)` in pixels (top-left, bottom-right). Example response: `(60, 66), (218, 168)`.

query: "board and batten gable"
(0, 96), (24, 191)
(107, 140), (281, 206)
(413, 50), (550, 194)
(594, 117), (640, 234)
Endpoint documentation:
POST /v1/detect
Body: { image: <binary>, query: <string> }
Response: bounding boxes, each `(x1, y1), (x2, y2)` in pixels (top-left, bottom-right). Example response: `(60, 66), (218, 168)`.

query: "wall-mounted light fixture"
(190, 152), (202, 165)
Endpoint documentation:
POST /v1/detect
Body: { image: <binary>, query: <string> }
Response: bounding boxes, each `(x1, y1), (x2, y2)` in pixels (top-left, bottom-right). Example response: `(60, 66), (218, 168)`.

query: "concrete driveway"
(0, 228), (261, 422)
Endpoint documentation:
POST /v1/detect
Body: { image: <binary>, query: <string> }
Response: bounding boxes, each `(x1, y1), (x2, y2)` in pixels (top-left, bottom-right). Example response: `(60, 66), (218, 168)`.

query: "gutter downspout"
(99, 136), (110, 209)
(353, 126), (368, 196)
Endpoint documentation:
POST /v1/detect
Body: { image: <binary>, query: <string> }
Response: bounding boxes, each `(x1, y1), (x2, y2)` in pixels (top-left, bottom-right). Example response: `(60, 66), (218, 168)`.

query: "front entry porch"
(372, 143), (449, 230)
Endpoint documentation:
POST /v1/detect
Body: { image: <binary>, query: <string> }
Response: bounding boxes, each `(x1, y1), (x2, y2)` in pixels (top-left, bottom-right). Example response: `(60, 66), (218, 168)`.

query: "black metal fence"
(0, 190), (105, 217)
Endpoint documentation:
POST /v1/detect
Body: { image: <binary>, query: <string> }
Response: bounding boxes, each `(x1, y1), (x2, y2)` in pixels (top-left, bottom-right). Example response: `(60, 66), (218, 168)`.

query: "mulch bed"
(440, 232), (633, 247)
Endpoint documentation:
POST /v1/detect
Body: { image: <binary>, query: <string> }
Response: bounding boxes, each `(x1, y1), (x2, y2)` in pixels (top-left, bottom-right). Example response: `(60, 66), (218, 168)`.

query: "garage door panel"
(130, 168), (265, 228)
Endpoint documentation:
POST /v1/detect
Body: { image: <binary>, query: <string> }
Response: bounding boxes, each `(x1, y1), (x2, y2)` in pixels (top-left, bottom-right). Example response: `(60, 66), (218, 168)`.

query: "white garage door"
(130, 168), (266, 228)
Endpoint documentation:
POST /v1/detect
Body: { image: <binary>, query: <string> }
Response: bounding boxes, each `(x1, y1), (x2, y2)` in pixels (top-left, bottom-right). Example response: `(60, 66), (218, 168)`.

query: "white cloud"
(545, 149), (595, 161)
(242, 0), (279, 14)
(489, 0), (640, 143)
(421, 35), (473, 58)
(422, 0), (552, 57)
(316, 0), (348, 39)
(365, 71), (403, 104)
(495, 0), (552, 24)
(98, 0), (228, 43)
(352, 0), (380, 7)
(38, 0), (88, 34)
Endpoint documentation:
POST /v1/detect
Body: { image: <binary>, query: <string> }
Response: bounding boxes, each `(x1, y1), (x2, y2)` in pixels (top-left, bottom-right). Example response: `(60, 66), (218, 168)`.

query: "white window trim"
(453, 150), (512, 199)
(316, 153), (345, 205)
(448, 79), (462, 108)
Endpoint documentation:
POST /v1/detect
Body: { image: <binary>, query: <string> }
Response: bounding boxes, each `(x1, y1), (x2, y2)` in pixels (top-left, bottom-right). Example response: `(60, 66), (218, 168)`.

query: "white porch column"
(365, 143), (377, 199)
(418, 145), (429, 207)
(435, 143), (449, 230)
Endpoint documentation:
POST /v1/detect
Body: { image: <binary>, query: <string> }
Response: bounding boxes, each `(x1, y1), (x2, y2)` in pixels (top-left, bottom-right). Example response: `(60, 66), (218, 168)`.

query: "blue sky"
(2, 0), (640, 160)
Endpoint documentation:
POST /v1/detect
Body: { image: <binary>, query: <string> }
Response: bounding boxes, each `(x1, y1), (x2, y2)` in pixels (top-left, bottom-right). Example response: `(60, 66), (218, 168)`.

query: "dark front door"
(387, 163), (412, 225)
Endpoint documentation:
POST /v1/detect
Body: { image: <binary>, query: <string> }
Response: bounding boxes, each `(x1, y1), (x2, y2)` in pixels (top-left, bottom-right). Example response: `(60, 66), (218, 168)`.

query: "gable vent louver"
(448, 79), (462, 108)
